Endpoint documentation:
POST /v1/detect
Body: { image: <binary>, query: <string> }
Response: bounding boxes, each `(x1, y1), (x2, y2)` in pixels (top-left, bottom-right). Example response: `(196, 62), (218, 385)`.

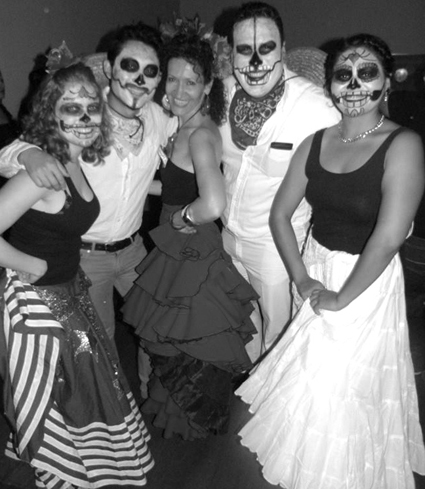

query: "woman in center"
(122, 33), (257, 440)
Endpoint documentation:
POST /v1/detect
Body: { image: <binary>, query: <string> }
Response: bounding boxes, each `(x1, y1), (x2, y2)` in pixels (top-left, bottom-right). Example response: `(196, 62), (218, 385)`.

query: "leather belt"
(81, 231), (138, 253)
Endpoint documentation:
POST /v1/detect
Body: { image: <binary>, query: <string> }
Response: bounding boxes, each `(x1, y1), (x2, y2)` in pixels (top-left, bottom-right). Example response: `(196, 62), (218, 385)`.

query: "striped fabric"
(2, 270), (154, 488)
(3, 270), (63, 462)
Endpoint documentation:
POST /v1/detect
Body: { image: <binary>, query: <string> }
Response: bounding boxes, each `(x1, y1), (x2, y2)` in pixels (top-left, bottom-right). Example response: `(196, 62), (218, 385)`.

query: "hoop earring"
(162, 94), (171, 111)
(201, 94), (210, 116)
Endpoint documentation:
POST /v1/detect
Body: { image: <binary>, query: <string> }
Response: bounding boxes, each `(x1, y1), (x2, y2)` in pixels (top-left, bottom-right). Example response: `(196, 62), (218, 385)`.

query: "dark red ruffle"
(122, 221), (258, 373)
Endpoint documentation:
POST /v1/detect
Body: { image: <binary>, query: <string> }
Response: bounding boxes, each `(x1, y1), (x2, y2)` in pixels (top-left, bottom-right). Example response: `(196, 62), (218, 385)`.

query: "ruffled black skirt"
(122, 215), (258, 438)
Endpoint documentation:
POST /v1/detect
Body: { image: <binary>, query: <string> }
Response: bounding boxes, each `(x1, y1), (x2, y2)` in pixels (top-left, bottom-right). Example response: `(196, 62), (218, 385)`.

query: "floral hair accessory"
(45, 41), (75, 74)
(159, 13), (233, 80)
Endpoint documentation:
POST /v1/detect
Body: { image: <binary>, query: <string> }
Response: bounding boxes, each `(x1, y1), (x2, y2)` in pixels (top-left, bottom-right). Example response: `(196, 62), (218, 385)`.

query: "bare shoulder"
(8, 169), (45, 192)
(189, 123), (222, 149)
(0, 169), (52, 206)
(189, 123), (223, 170)
(390, 126), (422, 148)
(386, 126), (423, 167)
(382, 126), (424, 191)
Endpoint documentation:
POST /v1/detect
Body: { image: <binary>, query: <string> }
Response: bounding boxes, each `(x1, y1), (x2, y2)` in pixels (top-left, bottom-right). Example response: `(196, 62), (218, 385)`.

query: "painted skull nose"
(347, 77), (361, 90)
(249, 51), (263, 68)
(80, 113), (91, 124)
(134, 74), (145, 86)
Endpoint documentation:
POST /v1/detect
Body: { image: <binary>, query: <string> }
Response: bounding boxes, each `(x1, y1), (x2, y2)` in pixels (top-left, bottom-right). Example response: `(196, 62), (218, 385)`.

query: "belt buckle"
(104, 242), (118, 253)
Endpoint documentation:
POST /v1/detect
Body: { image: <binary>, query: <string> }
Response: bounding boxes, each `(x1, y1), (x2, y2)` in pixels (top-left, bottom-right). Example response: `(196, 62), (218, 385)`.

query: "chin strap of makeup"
(229, 75), (286, 150)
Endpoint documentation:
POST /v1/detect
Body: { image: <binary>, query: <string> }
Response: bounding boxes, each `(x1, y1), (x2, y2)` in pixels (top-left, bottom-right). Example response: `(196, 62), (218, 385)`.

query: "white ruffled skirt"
(236, 237), (425, 488)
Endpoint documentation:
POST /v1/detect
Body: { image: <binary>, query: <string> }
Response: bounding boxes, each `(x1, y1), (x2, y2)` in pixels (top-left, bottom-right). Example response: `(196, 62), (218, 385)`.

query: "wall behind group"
(181, 0), (425, 55)
(0, 0), (424, 117)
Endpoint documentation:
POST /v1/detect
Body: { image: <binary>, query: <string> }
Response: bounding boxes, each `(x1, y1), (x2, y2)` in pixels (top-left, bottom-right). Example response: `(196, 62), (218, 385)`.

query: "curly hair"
(159, 33), (227, 126)
(21, 63), (110, 165)
(324, 33), (394, 97)
(106, 22), (162, 66)
(228, 2), (285, 46)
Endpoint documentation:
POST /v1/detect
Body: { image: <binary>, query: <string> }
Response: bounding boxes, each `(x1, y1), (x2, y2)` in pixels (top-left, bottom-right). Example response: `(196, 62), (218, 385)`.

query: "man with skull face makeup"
(0, 23), (177, 399)
(220, 2), (339, 362)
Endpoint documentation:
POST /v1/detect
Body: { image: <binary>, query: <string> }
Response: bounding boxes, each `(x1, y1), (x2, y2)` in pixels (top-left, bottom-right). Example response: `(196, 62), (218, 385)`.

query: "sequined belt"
(81, 231), (138, 253)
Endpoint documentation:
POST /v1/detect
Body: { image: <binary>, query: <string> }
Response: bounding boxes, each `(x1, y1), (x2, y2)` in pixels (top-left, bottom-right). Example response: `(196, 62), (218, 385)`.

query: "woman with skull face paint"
(0, 63), (154, 487)
(122, 33), (258, 440)
(236, 34), (425, 487)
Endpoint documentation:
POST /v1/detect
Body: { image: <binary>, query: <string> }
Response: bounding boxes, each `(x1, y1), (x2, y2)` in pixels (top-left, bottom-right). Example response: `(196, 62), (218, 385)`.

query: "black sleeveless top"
(8, 174), (100, 286)
(160, 159), (199, 206)
(305, 127), (405, 254)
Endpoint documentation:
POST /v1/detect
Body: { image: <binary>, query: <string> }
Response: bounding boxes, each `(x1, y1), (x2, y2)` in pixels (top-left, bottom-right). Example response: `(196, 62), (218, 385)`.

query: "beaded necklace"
(338, 114), (385, 144)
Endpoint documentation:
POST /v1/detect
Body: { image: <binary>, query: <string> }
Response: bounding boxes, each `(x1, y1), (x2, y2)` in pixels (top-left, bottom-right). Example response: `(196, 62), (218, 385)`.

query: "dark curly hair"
(21, 63), (110, 165)
(107, 22), (162, 66)
(324, 33), (394, 97)
(159, 33), (227, 126)
(228, 2), (284, 46)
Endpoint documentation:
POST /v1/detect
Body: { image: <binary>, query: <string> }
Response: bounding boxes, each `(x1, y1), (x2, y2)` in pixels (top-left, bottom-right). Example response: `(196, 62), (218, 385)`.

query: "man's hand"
(19, 148), (68, 191)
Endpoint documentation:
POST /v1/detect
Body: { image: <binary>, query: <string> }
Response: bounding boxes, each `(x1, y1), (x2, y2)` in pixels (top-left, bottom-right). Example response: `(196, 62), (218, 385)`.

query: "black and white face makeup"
(331, 47), (388, 117)
(104, 40), (160, 115)
(233, 17), (284, 98)
(54, 80), (102, 150)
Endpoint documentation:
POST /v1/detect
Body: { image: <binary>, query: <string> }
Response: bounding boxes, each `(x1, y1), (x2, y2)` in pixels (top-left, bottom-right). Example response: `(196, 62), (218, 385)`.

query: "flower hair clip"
(45, 41), (75, 74)
(159, 14), (233, 80)
(203, 30), (233, 80)
(159, 13), (206, 39)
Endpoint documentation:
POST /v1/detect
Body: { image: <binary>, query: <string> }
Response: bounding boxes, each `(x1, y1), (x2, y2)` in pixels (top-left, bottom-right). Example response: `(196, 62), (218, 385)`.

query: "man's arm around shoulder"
(0, 138), (37, 178)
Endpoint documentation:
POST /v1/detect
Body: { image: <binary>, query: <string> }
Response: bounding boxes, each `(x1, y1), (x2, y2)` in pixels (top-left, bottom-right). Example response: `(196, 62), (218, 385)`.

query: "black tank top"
(8, 173), (100, 285)
(305, 127), (405, 254)
(160, 159), (199, 206)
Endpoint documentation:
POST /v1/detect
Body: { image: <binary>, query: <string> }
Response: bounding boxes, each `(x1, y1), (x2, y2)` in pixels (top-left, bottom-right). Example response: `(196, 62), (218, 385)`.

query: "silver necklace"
(338, 114), (385, 144)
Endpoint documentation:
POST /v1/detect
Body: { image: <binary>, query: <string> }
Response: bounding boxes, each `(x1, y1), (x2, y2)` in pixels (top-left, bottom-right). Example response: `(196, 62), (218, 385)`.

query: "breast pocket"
(261, 143), (294, 177)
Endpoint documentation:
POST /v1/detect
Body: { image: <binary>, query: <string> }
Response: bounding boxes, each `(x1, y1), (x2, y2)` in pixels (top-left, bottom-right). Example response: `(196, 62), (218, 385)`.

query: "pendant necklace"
(163, 106), (202, 159)
(338, 114), (385, 144)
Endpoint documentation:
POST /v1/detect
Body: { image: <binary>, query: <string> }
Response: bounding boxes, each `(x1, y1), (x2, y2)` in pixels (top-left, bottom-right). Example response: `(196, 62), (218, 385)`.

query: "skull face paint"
(106, 40), (160, 115)
(330, 47), (387, 117)
(233, 17), (284, 99)
(55, 81), (102, 150)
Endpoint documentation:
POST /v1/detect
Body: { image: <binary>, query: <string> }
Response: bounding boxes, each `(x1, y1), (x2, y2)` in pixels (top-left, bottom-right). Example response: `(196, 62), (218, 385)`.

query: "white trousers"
(222, 229), (292, 362)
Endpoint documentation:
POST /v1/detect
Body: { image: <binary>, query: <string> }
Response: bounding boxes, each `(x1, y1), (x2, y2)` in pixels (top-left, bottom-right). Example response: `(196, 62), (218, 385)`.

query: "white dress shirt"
(220, 68), (341, 245)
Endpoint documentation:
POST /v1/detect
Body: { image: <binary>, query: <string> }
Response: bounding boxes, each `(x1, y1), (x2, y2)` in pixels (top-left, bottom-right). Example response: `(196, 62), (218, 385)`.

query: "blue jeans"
(80, 233), (151, 386)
